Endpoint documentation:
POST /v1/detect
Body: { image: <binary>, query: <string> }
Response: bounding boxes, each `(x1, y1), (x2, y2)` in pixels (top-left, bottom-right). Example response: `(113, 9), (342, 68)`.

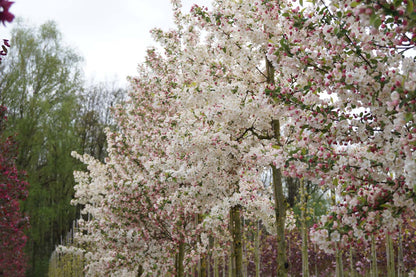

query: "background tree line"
(0, 19), (126, 276)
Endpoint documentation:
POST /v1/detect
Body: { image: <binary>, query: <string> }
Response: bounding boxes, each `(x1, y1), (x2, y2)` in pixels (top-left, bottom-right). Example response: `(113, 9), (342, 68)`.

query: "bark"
(255, 221), (261, 277)
(349, 247), (356, 277)
(300, 180), (309, 277)
(229, 254), (233, 277)
(286, 177), (299, 208)
(230, 205), (243, 277)
(176, 240), (185, 277)
(198, 214), (208, 277)
(267, 56), (288, 277)
(137, 265), (144, 277)
(213, 237), (219, 277)
(386, 233), (395, 277)
(371, 235), (378, 277)
(398, 224), (404, 277)
(214, 253), (219, 277)
(242, 217), (248, 277)
(335, 247), (343, 277)
(272, 129), (288, 277)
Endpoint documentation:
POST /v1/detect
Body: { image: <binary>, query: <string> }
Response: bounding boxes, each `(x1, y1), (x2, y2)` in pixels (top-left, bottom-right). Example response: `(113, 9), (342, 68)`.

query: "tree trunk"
(199, 255), (207, 277)
(137, 265), (144, 277)
(300, 179), (309, 277)
(286, 177), (299, 208)
(255, 221), (261, 277)
(398, 224), (404, 277)
(242, 217), (248, 277)
(371, 235), (378, 277)
(349, 247), (356, 277)
(228, 250), (233, 277)
(386, 233), (395, 277)
(272, 163), (287, 277)
(230, 205), (243, 277)
(335, 246), (343, 277)
(214, 238), (219, 277)
(267, 53), (288, 276)
(198, 214), (208, 277)
(176, 240), (185, 277)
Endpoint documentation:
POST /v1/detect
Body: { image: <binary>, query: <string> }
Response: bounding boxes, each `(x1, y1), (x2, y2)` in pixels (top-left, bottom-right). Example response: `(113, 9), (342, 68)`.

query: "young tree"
(68, 49), (204, 276)
(0, 105), (29, 277)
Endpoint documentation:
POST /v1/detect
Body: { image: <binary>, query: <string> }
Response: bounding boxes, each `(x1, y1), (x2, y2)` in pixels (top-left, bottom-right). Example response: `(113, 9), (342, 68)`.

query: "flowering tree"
(67, 46), (210, 276)
(259, 0), (416, 252)
(160, 0), (416, 273)
(68, 0), (416, 275)
(0, 106), (29, 277)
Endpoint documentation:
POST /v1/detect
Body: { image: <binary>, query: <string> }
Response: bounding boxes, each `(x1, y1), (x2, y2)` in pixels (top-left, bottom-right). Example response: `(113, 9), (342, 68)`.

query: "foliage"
(0, 105), (29, 277)
(0, 20), (85, 276)
(48, 249), (84, 277)
(0, 20), (127, 276)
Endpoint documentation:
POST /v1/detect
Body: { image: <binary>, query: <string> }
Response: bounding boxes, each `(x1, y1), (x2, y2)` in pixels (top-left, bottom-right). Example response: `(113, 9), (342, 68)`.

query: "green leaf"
(394, 0), (403, 7)
(405, 112), (413, 122)
(350, 2), (359, 8)
(407, 1), (414, 14)
(370, 13), (382, 28)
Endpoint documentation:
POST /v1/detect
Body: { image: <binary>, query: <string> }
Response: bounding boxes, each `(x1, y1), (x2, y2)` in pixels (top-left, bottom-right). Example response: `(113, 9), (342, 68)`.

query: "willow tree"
(0, 20), (84, 276)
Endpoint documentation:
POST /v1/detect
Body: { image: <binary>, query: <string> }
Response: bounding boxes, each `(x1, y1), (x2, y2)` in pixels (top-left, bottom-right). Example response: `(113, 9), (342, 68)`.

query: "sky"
(2, 0), (212, 86)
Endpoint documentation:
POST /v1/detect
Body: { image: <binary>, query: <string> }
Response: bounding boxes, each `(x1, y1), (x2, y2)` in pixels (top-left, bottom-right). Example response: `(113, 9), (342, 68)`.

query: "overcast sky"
(2, 0), (212, 86)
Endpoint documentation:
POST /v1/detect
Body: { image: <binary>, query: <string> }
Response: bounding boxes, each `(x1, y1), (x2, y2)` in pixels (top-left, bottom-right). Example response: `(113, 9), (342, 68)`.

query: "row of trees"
(59, 0), (416, 276)
(0, 20), (126, 276)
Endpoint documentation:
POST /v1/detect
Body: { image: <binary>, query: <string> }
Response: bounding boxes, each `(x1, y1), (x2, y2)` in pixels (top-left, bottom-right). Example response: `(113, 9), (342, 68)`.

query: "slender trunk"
(300, 180), (309, 277)
(398, 224), (404, 277)
(176, 240), (185, 277)
(214, 238), (219, 277)
(229, 209), (235, 277)
(371, 235), (378, 277)
(242, 217), (247, 277)
(198, 214), (207, 277)
(137, 265), (144, 277)
(214, 254), (219, 277)
(267, 55), (288, 276)
(230, 205), (243, 277)
(386, 233), (395, 277)
(330, 188), (343, 277)
(314, 244), (318, 277)
(335, 246), (343, 277)
(229, 250), (233, 277)
(223, 254), (226, 277)
(200, 255), (207, 277)
(255, 221), (261, 277)
(272, 163), (287, 277)
(349, 247), (355, 277)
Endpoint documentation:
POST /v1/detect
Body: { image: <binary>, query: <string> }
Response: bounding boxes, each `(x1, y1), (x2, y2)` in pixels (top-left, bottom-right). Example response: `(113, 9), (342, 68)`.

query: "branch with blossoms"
(0, 0), (14, 64)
